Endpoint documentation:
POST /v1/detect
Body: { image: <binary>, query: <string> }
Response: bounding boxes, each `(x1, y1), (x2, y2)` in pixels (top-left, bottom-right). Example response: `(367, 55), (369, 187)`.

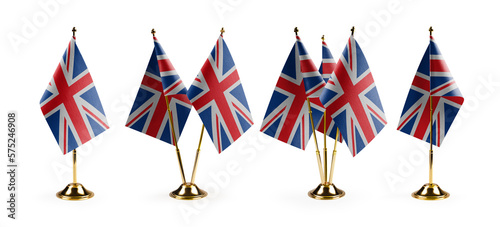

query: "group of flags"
(41, 31), (253, 155)
(261, 33), (388, 156)
(124, 33), (254, 154)
(40, 29), (463, 159)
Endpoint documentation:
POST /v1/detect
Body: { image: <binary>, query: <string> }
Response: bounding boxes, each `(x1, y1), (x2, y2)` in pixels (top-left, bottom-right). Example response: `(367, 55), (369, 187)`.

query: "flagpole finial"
(151, 28), (156, 37)
(429, 26), (433, 36)
(351, 26), (355, 36)
(294, 27), (299, 35)
(321, 35), (324, 41)
(72, 27), (76, 37)
(220, 27), (225, 36)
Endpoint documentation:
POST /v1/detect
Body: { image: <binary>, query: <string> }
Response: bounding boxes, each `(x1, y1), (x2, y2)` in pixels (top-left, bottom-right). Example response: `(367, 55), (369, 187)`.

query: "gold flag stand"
(411, 27), (450, 200)
(301, 27), (351, 200)
(306, 98), (345, 200)
(56, 149), (95, 200)
(56, 28), (94, 201)
(169, 125), (207, 200)
(294, 27), (344, 200)
(155, 28), (210, 200)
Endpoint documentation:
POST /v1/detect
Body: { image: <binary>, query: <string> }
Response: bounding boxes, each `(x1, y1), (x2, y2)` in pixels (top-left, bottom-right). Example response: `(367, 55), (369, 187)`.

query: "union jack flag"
(187, 35), (253, 153)
(126, 36), (192, 145)
(318, 39), (337, 83)
(319, 35), (386, 156)
(316, 39), (342, 142)
(40, 36), (109, 154)
(260, 35), (326, 150)
(397, 36), (463, 146)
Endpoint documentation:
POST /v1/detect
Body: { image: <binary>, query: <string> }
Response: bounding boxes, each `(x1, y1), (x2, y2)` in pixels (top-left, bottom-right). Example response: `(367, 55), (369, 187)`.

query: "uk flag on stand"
(397, 35), (463, 146)
(320, 35), (386, 156)
(126, 36), (192, 145)
(260, 35), (326, 150)
(40, 36), (109, 154)
(187, 34), (253, 153)
(316, 39), (342, 142)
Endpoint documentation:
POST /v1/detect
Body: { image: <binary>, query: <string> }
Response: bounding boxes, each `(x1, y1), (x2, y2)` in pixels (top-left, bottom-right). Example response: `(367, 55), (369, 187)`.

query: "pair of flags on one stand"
(261, 32), (463, 156)
(126, 33), (253, 153)
(40, 32), (253, 155)
(261, 34), (387, 156)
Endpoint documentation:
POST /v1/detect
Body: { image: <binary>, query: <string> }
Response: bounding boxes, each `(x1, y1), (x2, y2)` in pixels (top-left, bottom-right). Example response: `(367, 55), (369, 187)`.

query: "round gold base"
(56, 183), (94, 201)
(412, 183), (450, 200)
(308, 183), (345, 200)
(169, 183), (208, 200)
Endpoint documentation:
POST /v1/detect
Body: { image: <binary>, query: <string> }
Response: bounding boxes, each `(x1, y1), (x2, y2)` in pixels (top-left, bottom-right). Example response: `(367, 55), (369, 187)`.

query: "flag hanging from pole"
(187, 34), (253, 153)
(126, 36), (192, 145)
(260, 35), (326, 150)
(316, 39), (342, 142)
(397, 35), (463, 146)
(319, 35), (386, 156)
(40, 35), (109, 154)
(318, 39), (337, 83)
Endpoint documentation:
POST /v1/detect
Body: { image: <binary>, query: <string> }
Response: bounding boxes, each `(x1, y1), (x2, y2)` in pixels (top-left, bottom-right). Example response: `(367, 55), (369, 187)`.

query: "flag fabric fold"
(316, 39), (342, 142)
(260, 35), (326, 150)
(319, 35), (386, 156)
(126, 36), (192, 146)
(187, 35), (253, 153)
(40, 36), (109, 154)
(397, 36), (463, 147)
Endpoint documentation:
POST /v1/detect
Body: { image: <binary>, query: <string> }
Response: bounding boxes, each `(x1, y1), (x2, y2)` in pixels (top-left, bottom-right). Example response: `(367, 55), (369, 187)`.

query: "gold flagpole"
(56, 149), (94, 200)
(322, 35), (328, 184)
(165, 94), (187, 184)
(411, 26), (449, 200)
(428, 26), (434, 185)
(168, 28), (214, 200)
(328, 128), (339, 184)
(323, 113), (328, 184)
(429, 93), (434, 184)
(307, 95), (325, 184)
(55, 27), (94, 201)
(307, 98), (325, 183)
(166, 75), (207, 201)
(190, 126), (204, 183)
(154, 28), (187, 185)
(308, 29), (348, 200)
(73, 149), (77, 183)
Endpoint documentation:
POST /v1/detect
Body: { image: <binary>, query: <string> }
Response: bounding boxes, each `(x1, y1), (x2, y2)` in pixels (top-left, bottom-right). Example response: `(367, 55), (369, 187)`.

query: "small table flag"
(397, 35), (464, 146)
(319, 35), (386, 156)
(187, 34), (253, 153)
(260, 35), (326, 150)
(40, 35), (109, 154)
(126, 36), (192, 145)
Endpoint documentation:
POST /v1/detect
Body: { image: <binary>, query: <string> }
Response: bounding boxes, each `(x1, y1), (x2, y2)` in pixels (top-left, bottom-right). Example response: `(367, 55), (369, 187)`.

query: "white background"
(1, 0), (499, 226)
